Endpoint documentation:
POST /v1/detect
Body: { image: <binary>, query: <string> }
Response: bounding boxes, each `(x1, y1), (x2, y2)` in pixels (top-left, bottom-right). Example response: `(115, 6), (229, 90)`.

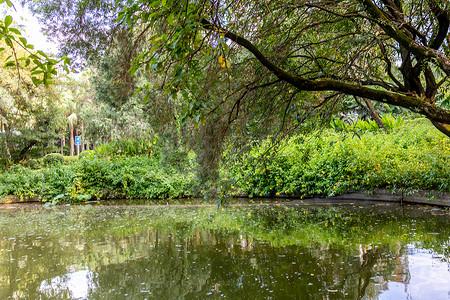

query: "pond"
(0, 201), (449, 299)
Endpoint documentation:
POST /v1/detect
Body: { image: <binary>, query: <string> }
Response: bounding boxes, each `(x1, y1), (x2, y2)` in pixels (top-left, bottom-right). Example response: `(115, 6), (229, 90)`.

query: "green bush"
(1, 120), (447, 204)
(63, 155), (79, 164)
(223, 119), (450, 197)
(43, 153), (64, 166)
(26, 158), (42, 170)
(0, 153), (198, 203)
(0, 165), (42, 199)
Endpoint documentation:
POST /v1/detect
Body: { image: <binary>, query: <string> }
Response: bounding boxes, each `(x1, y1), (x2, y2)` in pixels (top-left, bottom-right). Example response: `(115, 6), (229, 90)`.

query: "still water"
(0, 201), (449, 299)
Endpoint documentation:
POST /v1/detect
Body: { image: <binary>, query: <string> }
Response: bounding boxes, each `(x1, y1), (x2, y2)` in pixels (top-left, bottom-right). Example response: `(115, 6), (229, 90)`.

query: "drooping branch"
(354, 96), (388, 132)
(200, 19), (450, 125)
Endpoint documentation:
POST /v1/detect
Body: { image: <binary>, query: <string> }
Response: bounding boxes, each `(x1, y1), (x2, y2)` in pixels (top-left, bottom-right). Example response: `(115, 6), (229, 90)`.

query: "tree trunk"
(0, 136), (10, 171)
(61, 135), (65, 155)
(354, 96), (388, 132)
(80, 122), (84, 153)
(75, 128), (79, 156)
(431, 122), (450, 138)
(69, 123), (74, 156)
(363, 98), (388, 133)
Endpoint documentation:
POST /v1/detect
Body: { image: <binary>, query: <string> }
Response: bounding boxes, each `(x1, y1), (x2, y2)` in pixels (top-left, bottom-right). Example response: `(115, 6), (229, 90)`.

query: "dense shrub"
(0, 152), (197, 203)
(0, 165), (42, 199)
(43, 153), (64, 166)
(63, 156), (79, 164)
(1, 119), (448, 203)
(25, 158), (42, 170)
(223, 119), (450, 197)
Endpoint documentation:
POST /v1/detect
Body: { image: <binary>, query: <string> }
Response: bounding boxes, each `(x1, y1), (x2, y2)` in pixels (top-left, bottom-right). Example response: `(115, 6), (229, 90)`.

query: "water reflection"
(0, 203), (448, 299)
(40, 270), (95, 299)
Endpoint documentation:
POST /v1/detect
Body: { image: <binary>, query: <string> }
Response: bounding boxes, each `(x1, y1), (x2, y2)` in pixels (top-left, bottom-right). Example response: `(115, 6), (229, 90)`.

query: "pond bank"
(1, 188), (450, 207)
(325, 188), (450, 207)
(269, 189), (450, 207)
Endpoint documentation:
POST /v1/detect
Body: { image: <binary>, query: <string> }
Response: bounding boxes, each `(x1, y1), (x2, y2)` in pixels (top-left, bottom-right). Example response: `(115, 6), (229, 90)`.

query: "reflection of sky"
(39, 269), (96, 300)
(379, 247), (450, 300)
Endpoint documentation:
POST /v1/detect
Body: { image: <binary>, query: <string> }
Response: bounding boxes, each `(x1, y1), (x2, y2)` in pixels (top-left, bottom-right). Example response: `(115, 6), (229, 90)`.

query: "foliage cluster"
(331, 114), (404, 133)
(1, 119), (449, 204)
(24, 153), (75, 170)
(223, 120), (450, 198)
(80, 137), (159, 159)
(42, 153), (64, 166)
(0, 151), (197, 203)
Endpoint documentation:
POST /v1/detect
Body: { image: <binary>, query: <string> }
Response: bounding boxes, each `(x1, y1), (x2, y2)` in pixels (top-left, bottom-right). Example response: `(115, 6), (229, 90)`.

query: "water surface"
(0, 201), (449, 299)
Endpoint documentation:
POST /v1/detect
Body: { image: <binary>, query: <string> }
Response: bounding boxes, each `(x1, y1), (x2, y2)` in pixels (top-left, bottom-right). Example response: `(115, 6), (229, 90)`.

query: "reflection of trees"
(0, 205), (448, 299)
(0, 227), (407, 299)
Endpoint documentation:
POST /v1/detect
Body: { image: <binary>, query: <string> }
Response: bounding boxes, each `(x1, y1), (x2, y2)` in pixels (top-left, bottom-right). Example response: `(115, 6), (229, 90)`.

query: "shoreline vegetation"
(1, 119), (449, 206)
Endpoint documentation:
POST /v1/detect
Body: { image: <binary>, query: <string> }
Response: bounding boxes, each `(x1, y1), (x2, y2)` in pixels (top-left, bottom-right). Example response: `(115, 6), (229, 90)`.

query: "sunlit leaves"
(0, 0), (13, 7)
(0, 2), (71, 87)
(4, 15), (12, 28)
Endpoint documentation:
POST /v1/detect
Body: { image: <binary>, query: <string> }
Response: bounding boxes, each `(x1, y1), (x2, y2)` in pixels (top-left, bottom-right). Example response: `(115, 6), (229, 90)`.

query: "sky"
(1, 3), (58, 54)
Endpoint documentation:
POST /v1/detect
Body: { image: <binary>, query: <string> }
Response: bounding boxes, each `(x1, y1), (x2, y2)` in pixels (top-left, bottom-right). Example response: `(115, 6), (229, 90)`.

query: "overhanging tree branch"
(200, 18), (450, 124)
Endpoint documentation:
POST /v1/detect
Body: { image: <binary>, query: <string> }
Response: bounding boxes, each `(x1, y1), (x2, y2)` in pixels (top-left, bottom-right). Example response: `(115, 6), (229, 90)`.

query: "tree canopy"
(0, 1), (70, 86)
(113, 0), (450, 136)
(17, 0), (450, 140)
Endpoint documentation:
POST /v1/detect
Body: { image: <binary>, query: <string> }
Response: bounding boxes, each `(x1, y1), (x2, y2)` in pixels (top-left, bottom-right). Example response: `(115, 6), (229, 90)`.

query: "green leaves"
(0, 2), (72, 88)
(3, 39), (70, 87)
(167, 13), (175, 26)
(4, 15), (12, 28)
(143, 92), (151, 104)
(0, 0), (13, 7)
(3, 60), (15, 67)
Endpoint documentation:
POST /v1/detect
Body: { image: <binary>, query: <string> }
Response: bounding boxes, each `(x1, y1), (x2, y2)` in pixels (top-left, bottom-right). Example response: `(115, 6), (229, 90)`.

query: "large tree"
(115, 0), (450, 137)
(21, 0), (450, 139)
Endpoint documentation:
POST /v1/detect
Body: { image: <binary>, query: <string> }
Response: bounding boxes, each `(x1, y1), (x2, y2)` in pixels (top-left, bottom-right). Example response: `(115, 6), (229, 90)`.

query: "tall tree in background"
(21, 0), (449, 182)
(0, 1), (72, 168)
